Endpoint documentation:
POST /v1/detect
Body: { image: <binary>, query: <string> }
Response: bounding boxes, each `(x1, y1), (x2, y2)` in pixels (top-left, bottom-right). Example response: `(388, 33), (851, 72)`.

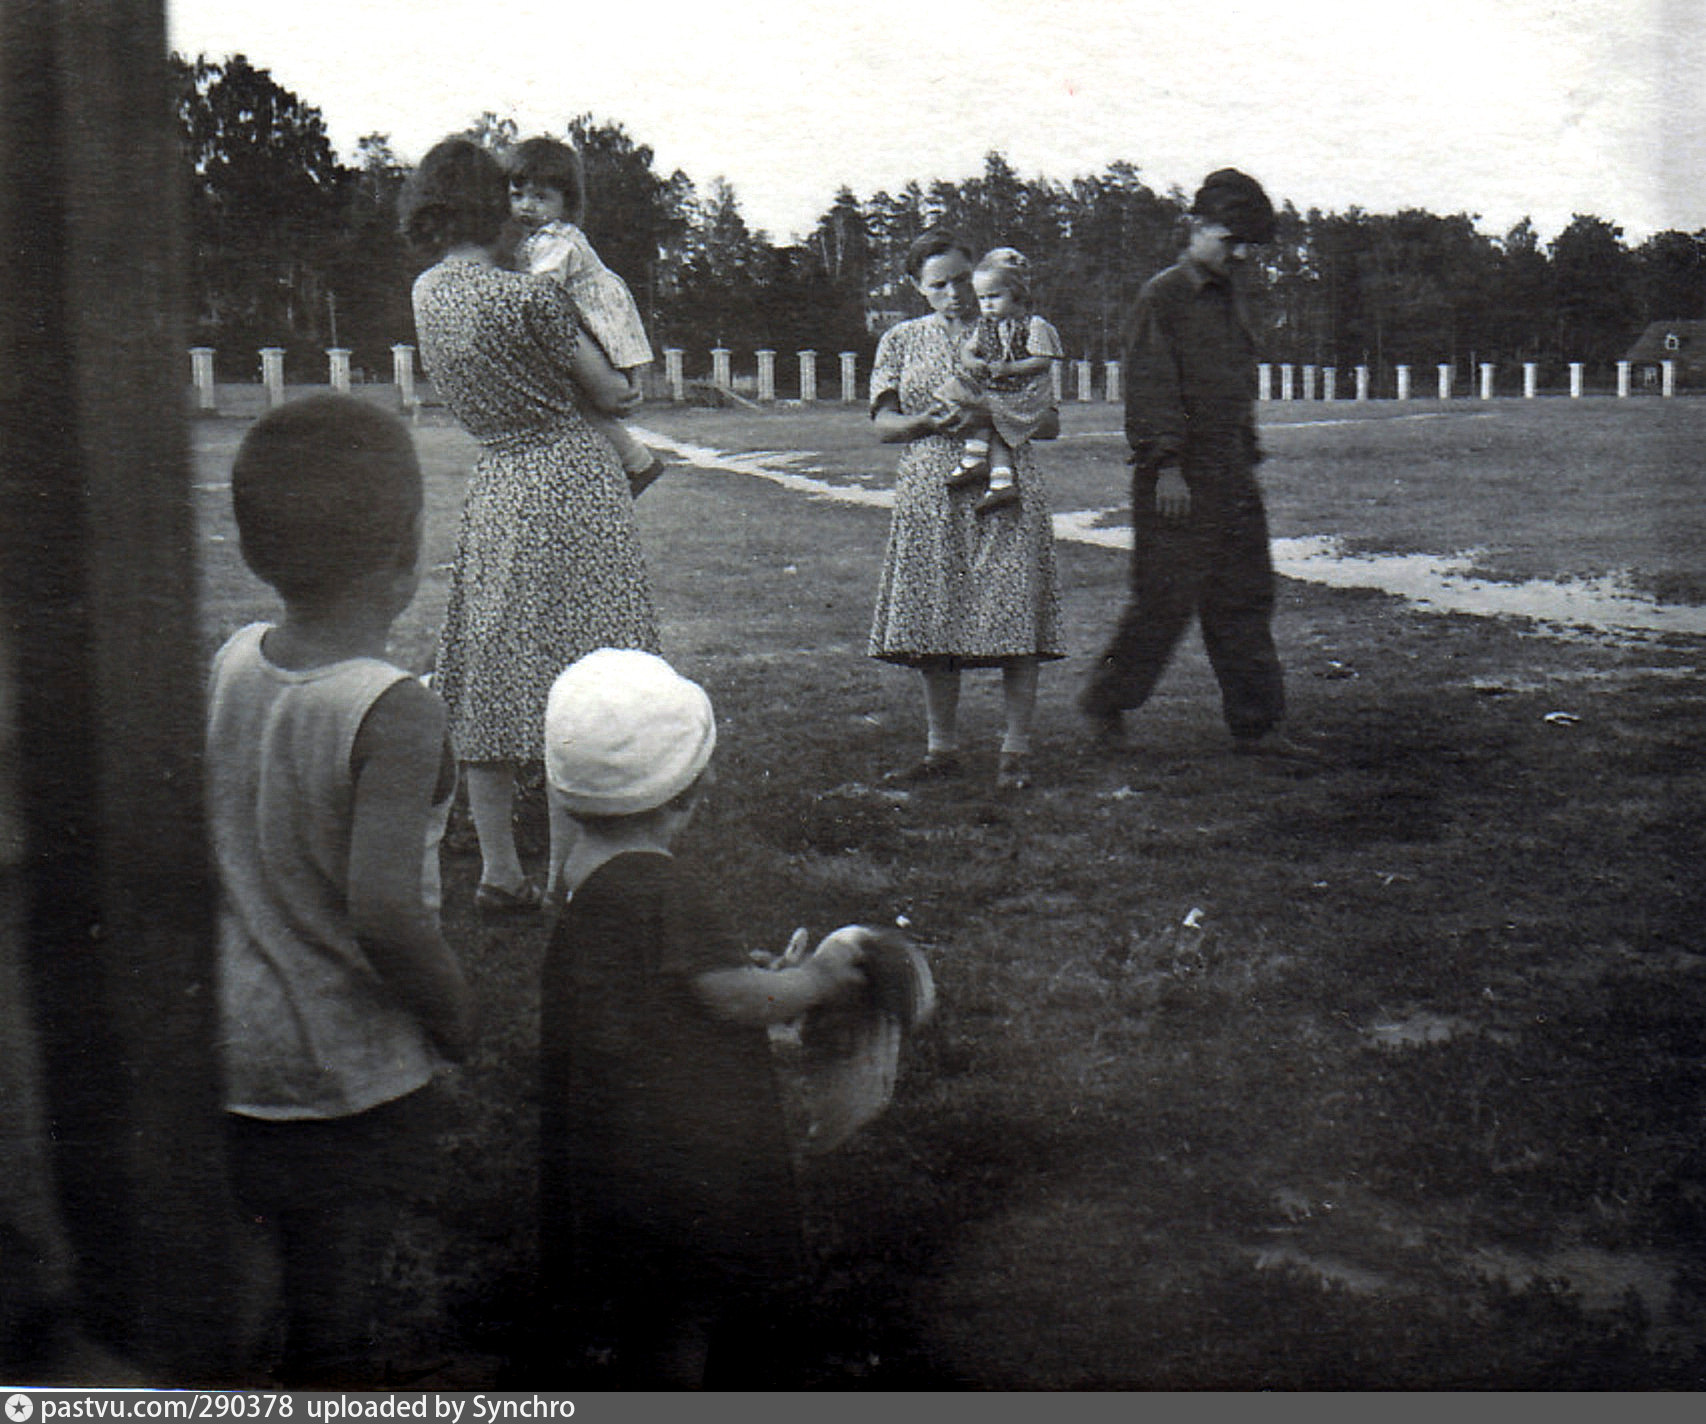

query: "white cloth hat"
(544, 649), (716, 814)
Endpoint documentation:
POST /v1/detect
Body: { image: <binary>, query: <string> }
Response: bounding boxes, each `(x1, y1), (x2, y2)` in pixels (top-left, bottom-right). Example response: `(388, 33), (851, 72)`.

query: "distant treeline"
(174, 52), (1706, 385)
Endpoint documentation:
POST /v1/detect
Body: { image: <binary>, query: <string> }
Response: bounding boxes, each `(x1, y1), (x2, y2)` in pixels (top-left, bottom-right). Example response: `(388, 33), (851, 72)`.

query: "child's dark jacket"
(539, 851), (802, 1296)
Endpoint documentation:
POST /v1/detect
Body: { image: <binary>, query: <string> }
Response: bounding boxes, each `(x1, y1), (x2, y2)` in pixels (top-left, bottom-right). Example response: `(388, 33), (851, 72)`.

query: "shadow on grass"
(187, 411), (1706, 1388)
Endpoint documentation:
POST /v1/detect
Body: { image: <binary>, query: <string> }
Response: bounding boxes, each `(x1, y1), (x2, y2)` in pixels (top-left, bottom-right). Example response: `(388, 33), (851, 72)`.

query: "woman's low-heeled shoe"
(884, 751), (964, 785)
(976, 483), (1021, 514)
(474, 876), (544, 917)
(945, 462), (989, 489)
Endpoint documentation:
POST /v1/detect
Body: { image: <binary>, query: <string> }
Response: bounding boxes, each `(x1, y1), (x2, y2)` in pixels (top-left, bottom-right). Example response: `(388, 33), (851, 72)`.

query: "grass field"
(193, 396), (1706, 1388)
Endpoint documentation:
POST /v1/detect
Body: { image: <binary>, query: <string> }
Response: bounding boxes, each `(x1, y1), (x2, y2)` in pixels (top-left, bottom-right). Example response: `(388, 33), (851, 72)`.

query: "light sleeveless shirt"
(206, 623), (446, 1119)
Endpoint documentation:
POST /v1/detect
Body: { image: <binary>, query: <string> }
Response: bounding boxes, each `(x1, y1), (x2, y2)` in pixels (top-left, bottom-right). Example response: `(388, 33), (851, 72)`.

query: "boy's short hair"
(507, 136), (587, 227)
(399, 137), (510, 255)
(232, 395), (422, 607)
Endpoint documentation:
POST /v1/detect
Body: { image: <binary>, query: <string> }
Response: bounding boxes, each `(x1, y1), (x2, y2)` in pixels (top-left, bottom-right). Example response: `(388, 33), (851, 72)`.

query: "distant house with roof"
(1623, 321), (1706, 387)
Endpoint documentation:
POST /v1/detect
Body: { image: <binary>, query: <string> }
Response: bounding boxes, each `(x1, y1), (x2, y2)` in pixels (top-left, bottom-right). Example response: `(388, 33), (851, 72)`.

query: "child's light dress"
(936, 312), (1063, 446)
(518, 222), (654, 371)
(518, 222), (657, 477)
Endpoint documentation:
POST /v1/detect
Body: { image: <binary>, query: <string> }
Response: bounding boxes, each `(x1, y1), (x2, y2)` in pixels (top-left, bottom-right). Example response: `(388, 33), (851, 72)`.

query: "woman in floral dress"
(402, 138), (659, 910)
(869, 230), (1064, 791)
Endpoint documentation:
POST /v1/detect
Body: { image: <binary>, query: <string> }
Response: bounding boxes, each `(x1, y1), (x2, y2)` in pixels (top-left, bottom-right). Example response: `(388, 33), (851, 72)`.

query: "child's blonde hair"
(974, 247), (1032, 304)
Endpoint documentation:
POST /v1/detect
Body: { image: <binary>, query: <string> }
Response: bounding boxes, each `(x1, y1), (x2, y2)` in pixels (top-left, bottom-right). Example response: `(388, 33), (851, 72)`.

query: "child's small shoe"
(628, 454), (668, 498)
(945, 459), (988, 489)
(976, 481), (1020, 514)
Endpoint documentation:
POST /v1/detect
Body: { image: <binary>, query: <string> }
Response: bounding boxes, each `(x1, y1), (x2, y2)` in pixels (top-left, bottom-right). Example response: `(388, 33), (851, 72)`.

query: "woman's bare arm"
(565, 333), (642, 415)
(871, 391), (952, 443)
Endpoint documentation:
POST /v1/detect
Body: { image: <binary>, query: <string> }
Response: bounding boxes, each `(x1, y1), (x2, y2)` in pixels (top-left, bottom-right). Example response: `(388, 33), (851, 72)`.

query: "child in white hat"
(536, 648), (866, 1386)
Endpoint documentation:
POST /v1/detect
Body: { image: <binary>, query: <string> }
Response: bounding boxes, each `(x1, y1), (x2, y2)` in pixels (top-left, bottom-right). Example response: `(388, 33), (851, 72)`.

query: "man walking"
(1080, 168), (1307, 759)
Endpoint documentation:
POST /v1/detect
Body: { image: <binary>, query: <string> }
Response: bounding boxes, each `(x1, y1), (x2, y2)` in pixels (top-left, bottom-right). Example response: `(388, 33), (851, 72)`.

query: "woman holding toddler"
(401, 137), (660, 914)
(868, 230), (1065, 792)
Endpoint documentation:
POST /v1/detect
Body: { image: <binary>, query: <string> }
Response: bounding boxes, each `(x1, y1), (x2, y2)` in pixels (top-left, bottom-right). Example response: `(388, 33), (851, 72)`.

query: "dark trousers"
(1083, 464), (1284, 739)
(226, 1087), (444, 1385)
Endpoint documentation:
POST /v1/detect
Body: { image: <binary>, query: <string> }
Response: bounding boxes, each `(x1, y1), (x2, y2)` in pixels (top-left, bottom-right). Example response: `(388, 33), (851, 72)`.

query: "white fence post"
(1048, 362), (1064, 404)
(189, 347), (216, 412)
(1396, 365), (1411, 401)
(1568, 362), (1584, 399)
(1258, 363), (1272, 401)
(1104, 360), (1121, 402)
(1355, 365), (1370, 402)
(1074, 360), (1092, 403)
(1616, 360), (1631, 398)
(327, 348), (352, 395)
(1322, 367), (1337, 402)
(839, 351), (858, 404)
(1523, 362), (1538, 399)
(1436, 363), (1452, 401)
(1480, 362), (1495, 401)
(259, 347), (285, 409)
(798, 350), (817, 403)
(1302, 364), (1317, 401)
(711, 347), (732, 391)
(756, 349), (776, 402)
(391, 344), (416, 409)
(1279, 363), (1295, 401)
(1662, 359), (1677, 397)
(664, 348), (685, 402)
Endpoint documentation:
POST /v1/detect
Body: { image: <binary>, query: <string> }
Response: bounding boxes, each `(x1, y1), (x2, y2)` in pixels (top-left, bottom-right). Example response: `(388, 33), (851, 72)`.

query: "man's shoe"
(1233, 730), (1326, 764)
(1079, 698), (1128, 753)
(995, 752), (1033, 791)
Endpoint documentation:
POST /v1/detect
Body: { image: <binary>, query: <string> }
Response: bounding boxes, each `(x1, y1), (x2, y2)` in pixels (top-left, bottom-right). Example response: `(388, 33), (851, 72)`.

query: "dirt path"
(636, 426), (1706, 639)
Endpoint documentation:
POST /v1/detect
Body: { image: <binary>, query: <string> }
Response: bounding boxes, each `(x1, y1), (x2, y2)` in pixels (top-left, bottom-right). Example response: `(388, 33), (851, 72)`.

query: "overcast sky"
(167, 0), (1706, 246)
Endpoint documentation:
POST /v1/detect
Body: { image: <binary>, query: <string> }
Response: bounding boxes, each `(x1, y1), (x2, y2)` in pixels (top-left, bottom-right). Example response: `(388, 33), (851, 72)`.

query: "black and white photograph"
(3, 0), (1704, 1393)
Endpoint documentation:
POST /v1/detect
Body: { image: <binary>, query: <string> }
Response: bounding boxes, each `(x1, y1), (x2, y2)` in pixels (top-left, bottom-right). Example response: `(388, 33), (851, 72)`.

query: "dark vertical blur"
(0, 0), (238, 1380)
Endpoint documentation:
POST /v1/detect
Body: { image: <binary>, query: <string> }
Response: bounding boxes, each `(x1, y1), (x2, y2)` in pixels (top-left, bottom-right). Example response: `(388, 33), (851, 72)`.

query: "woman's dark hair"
(399, 137), (510, 256)
(507, 136), (588, 226)
(903, 228), (975, 280)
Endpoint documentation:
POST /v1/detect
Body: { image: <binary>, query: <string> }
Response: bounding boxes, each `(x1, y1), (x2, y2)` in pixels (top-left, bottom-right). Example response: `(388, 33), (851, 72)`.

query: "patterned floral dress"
(868, 314), (1064, 668)
(413, 257), (659, 762)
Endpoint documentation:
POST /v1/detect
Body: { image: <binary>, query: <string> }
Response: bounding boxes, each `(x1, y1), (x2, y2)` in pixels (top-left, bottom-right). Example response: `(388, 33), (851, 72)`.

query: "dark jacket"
(1122, 254), (1261, 481)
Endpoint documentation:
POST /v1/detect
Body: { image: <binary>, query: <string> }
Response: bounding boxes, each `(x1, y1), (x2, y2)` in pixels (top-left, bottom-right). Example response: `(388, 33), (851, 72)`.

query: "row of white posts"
(189, 346), (424, 413)
(189, 345), (1684, 413)
(1257, 359), (1679, 402)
